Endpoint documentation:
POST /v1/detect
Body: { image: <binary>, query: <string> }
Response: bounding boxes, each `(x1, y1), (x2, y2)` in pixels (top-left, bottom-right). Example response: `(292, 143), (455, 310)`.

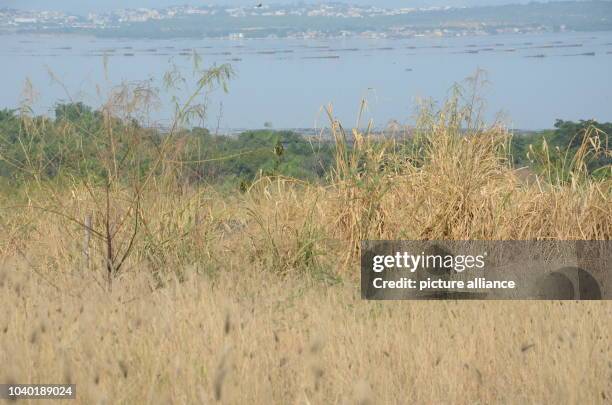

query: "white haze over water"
(2, 1), (552, 14)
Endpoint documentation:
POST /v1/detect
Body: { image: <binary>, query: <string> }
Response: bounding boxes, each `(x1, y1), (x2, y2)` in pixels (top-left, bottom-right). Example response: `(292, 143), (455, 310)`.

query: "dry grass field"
(1, 267), (611, 404)
(0, 83), (610, 403)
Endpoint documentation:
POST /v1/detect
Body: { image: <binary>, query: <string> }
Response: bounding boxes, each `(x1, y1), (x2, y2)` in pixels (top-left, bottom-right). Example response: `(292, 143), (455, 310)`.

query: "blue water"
(1, 31), (611, 130)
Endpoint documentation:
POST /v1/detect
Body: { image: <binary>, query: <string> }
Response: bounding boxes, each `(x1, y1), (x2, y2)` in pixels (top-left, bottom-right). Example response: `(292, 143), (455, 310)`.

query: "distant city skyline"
(0, 0), (568, 14)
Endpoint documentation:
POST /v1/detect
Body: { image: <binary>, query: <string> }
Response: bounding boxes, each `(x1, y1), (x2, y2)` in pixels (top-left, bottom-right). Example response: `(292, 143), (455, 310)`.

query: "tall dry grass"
(0, 72), (611, 403)
(1, 267), (610, 404)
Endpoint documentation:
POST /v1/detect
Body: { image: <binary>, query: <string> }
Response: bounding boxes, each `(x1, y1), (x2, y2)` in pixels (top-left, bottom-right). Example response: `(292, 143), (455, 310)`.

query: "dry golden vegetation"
(1, 74), (611, 403)
(2, 267), (611, 404)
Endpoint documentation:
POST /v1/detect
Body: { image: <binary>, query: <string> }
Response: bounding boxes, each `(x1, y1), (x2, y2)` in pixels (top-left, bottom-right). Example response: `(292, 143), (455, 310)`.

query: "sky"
(1, 1), (551, 14)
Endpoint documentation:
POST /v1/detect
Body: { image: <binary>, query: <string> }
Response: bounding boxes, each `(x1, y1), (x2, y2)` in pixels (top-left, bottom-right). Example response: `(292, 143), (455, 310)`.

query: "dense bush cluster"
(0, 102), (609, 190)
(0, 103), (336, 187)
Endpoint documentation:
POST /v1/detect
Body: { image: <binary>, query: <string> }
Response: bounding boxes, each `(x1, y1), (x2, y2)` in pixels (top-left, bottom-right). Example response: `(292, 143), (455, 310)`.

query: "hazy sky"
(1, 1), (548, 14)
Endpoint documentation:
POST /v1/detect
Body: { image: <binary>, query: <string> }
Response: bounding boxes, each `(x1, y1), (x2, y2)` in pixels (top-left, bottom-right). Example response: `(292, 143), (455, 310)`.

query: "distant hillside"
(3, 1), (612, 38)
(0, 1), (568, 14)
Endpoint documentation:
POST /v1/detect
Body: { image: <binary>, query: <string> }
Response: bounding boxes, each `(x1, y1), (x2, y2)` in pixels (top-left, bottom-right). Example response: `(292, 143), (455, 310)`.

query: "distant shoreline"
(2, 28), (611, 42)
(2, 1), (611, 40)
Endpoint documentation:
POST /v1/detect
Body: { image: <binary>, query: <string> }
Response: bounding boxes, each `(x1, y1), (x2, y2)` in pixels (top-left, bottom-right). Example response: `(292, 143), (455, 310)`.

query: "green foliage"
(0, 102), (161, 183)
(180, 128), (334, 184)
(1, 102), (608, 188)
(549, 120), (611, 177)
(0, 104), (335, 187)
(512, 119), (611, 181)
